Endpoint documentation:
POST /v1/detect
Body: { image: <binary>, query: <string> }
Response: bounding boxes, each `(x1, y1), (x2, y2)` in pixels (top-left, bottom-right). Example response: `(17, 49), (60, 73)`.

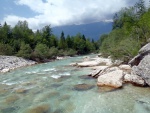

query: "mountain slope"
(52, 22), (112, 40)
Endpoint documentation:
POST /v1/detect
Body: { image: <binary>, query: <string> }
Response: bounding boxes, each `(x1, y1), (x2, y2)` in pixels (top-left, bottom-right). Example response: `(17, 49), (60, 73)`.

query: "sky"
(0, 0), (149, 30)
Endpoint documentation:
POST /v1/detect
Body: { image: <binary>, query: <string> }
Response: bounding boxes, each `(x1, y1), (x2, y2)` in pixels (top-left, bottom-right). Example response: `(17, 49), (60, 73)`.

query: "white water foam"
(43, 68), (56, 72)
(58, 72), (71, 76)
(42, 77), (47, 79)
(3, 82), (18, 86)
(26, 71), (38, 74)
(51, 75), (61, 79)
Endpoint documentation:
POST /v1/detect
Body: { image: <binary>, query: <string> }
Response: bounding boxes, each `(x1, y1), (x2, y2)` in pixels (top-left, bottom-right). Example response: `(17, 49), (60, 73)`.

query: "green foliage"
(63, 49), (77, 56)
(0, 43), (13, 55)
(58, 31), (67, 49)
(17, 42), (32, 59)
(48, 47), (59, 58)
(100, 0), (149, 62)
(58, 49), (77, 56)
(34, 43), (49, 59)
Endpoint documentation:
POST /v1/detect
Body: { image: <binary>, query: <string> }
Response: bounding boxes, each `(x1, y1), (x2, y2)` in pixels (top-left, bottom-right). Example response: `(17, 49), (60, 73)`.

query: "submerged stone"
(5, 95), (19, 104)
(73, 83), (95, 91)
(25, 103), (50, 113)
(59, 95), (71, 101)
(15, 88), (28, 93)
(34, 91), (60, 103)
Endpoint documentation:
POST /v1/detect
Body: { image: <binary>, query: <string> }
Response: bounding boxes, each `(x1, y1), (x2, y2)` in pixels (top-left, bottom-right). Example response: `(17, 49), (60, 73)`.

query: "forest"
(0, 21), (98, 62)
(0, 0), (149, 63)
(99, 0), (150, 62)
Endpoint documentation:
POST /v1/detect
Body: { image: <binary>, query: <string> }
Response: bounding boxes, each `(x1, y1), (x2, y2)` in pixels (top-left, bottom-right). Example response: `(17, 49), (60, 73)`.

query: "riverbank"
(0, 55), (37, 73)
(71, 42), (150, 89)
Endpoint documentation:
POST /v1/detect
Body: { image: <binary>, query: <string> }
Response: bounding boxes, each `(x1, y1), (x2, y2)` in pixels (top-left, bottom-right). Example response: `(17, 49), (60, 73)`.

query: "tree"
(0, 43), (13, 55)
(135, 0), (146, 18)
(58, 31), (67, 49)
(0, 22), (12, 44)
(12, 21), (33, 44)
(48, 46), (58, 58)
(41, 25), (52, 47)
(66, 35), (74, 48)
(17, 42), (32, 59)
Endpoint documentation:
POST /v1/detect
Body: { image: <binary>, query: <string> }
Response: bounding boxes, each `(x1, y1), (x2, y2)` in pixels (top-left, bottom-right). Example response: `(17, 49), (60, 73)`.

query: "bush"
(100, 28), (140, 62)
(48, 46), (58, 58)
(64, 49), (77, 56)
(33, 43), (49, 59)
(57, 49), (77, 56)
(17, 42), (32, 59)
(0, 43), (13, 55)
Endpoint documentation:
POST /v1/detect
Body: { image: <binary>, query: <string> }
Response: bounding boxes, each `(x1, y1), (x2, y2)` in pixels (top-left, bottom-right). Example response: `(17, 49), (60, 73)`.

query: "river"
(0, 55), (150, 113)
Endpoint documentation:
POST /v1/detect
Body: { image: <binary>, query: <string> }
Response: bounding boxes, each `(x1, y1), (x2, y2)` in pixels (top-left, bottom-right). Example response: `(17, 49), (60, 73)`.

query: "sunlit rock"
(124, 74), (145, 86)
(97, 70), (123, 88)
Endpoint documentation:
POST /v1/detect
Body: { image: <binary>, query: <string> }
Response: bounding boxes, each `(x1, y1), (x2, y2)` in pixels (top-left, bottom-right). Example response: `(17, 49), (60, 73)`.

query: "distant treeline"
(0, 21), (98, 62)
(99, 0), (150, 62)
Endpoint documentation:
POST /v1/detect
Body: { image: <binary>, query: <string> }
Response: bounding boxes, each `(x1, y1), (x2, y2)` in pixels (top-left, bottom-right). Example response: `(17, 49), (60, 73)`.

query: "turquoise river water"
(0, 55), (150, 113)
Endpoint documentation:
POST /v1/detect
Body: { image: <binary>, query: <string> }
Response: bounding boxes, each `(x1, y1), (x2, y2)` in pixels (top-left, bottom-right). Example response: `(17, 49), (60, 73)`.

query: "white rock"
(77, 61), (100, 67)
(98, 66), (120, 76)
(70, 63), (78, 66)
(0, 55), (36, 73)
(119, 64), (131, 70)
(1, 68), (10, 73)
(124, 74), (145, 86)
(97, 70), (123, 88)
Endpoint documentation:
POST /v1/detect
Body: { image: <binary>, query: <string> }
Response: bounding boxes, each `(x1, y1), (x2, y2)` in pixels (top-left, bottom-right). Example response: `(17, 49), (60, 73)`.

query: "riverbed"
(0, 55), (150, 113)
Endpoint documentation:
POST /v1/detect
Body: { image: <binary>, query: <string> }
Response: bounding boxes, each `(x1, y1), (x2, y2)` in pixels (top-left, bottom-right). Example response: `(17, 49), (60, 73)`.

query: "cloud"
(2, 0), (148, 30)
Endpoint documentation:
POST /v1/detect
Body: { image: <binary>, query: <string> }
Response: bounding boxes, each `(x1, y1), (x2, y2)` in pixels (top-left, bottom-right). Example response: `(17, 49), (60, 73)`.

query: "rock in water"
(124, 74), (145, 86)
(132, 55), (150, 86)
(26, 103), (50, 113)
(97, 70), (123, 88)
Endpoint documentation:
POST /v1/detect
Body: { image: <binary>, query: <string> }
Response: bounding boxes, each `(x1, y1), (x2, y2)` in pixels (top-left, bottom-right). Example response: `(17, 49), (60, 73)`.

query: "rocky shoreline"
(0, 56), (37, 73)
(71, 42), (150, 89)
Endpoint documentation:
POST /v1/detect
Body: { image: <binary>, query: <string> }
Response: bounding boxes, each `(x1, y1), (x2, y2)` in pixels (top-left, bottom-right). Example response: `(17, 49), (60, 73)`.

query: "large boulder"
(139, 43), (150, 54)
(129, 42), (150, 86)
(77, 61), (101, 67)
(77, 57), (113, 67)
(97, 70), (124, 88)
(132, 55), (150, 86)
(129, 43), (150, 66)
